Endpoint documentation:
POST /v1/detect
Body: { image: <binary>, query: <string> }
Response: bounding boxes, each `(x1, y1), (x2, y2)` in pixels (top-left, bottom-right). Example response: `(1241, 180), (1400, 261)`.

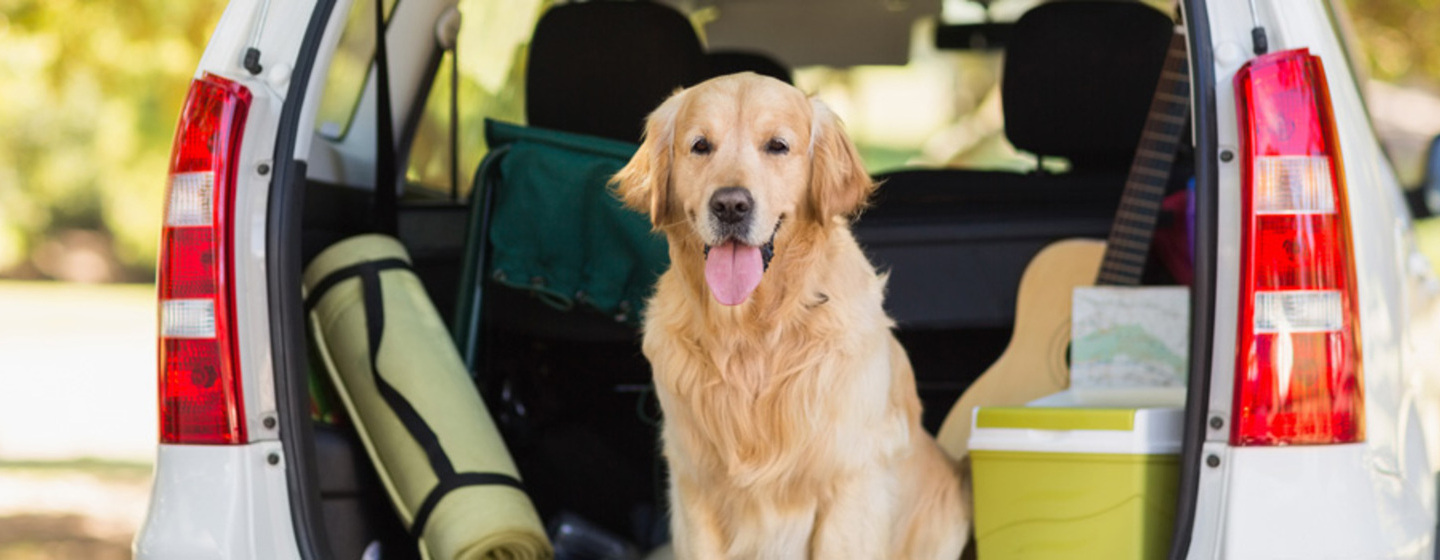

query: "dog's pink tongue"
(704, 241), (763, 306)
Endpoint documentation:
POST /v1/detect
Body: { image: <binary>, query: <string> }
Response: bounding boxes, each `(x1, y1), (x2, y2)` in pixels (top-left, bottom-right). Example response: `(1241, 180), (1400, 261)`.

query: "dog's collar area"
(704, 219), (783, 272)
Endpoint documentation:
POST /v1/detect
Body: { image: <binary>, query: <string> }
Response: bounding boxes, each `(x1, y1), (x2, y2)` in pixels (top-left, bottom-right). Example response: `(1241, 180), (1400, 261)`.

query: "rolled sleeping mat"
(304, 234), (552, 560)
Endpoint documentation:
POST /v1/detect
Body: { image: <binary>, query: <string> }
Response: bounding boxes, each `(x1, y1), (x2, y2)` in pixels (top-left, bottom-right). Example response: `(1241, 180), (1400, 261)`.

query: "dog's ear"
(806, 99), (874, 225)
(613, 88), (688, 229)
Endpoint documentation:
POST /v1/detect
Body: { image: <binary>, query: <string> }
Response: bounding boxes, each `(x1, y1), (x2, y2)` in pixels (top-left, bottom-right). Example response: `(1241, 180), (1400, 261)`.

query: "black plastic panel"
(855, 218), (1111, 329)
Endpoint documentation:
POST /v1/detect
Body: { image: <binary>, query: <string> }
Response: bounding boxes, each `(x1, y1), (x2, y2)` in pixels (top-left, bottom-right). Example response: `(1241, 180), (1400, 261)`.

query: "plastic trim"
(268, 0), (339, 559)
(1169, 0), (1219, 558)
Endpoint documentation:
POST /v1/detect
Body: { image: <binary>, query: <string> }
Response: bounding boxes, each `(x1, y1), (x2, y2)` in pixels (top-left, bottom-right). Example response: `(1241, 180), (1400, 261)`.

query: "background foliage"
(0, 0), (225, 281)
(1347, 0), (1440, 89)
(0, 0), (1436, 281)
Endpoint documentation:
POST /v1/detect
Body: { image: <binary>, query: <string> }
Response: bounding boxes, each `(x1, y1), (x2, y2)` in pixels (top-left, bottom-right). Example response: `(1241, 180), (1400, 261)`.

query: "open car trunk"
(268, 0), (1219, 558)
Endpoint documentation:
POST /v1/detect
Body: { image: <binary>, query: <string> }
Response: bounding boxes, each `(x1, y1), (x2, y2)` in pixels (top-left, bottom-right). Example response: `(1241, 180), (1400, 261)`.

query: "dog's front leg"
(810, 473), (896, 560)
(670, 477), (727, 560)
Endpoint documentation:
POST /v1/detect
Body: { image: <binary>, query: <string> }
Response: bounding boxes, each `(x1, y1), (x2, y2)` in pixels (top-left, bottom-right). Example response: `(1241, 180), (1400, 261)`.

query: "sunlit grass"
(0, 280), (155, 560)
(0, 280), (156, 464)
(0, 460), (151, 482)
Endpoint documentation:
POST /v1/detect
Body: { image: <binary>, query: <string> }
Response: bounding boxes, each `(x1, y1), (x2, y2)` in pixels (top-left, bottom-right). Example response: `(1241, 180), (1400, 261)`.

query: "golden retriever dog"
(613, 72), (968, 559)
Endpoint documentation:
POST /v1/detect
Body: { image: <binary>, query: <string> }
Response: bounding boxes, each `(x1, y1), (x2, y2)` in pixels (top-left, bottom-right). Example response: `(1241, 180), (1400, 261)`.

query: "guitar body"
(935, 238), (1106, 460)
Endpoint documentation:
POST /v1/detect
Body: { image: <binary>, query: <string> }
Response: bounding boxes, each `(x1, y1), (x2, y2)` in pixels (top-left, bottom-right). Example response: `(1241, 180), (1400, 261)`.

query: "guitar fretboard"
(1095, 31), (1192, 286)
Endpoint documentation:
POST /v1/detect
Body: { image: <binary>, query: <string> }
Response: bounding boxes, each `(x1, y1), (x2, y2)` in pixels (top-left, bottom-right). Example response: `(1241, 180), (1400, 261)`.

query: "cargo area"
(290, 1), (1199, 558)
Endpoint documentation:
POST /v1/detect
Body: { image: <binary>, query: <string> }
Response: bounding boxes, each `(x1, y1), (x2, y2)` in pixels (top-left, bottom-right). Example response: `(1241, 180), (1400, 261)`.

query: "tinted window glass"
(315, 0), (397, 139)
(403, 0), (545, 197)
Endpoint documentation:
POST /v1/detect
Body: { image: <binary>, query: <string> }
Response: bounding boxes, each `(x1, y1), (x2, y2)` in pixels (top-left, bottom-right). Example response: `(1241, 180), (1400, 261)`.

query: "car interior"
(296, 0), (1196, 557)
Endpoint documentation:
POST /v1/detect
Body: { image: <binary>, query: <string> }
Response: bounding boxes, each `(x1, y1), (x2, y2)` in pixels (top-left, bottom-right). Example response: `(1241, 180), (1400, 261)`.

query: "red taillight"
(157, 74), (251, 445)
(1232, 49), (1363, 446)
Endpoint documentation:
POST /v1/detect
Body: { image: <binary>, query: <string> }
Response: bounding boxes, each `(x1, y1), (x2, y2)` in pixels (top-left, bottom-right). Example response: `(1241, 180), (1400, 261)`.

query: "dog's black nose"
(710, 187), (753, 225)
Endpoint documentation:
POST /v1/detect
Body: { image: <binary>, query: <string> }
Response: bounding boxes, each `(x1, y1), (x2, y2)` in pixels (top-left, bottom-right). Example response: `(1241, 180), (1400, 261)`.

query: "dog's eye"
(765, 138), (789, 155)
(691, 137), (712, 155)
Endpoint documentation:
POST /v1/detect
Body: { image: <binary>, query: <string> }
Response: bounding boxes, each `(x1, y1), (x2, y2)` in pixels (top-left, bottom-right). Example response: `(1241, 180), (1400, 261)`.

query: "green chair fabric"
(486, 119), (668, 319)
(454, 120), (668, 356)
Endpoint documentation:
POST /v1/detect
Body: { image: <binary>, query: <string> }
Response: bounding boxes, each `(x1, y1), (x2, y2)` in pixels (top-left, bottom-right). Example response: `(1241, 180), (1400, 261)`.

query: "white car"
(135, 0), (1440, 558)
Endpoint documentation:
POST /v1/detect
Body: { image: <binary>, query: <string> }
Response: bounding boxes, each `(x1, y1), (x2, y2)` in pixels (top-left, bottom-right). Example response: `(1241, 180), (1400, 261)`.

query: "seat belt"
(373, 0), (397, 235)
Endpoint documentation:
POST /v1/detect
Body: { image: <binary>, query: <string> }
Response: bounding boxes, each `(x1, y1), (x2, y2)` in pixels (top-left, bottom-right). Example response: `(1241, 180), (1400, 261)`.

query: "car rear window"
(315, 0), (397, 140)
(403, 0), (545, 198)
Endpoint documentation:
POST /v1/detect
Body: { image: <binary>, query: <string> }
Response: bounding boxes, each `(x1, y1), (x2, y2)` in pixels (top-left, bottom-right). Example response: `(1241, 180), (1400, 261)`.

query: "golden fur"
(613, 73), (969, 559)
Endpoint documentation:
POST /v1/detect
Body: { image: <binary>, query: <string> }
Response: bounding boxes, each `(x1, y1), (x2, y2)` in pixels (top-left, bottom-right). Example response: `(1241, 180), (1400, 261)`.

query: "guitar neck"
(1095, 32), (1192, 287)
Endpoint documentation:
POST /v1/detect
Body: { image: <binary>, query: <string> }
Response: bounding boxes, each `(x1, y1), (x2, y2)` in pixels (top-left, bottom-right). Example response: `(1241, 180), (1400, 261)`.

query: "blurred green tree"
(1346, 0), (1440, 90)
(0, 0), (223, 281)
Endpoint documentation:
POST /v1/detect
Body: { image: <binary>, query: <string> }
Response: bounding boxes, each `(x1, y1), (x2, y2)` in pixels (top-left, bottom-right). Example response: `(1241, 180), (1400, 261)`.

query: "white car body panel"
(1192, 0), (1440, 558)
(134, 444), (302, 560)
(136, 0), (327, 556)
(1221, 445), (1430, 559)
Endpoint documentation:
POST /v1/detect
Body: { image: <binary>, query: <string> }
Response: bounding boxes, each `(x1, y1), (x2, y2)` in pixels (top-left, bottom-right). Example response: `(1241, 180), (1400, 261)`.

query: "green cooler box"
(968, 405), (1182, 560)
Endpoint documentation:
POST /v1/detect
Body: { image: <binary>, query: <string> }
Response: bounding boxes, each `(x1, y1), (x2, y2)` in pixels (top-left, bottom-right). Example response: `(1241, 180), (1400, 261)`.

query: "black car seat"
(854, 1), (1177, 330)
(704, 50), (793, 84)
(526, 0), (707, 143)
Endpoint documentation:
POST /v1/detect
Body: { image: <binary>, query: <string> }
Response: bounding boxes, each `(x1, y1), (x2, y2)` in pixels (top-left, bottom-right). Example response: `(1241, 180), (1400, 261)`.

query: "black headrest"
(705, 51), (793, 84)
(526, 1), (706, 143)
(1002, 2), (1174, 169)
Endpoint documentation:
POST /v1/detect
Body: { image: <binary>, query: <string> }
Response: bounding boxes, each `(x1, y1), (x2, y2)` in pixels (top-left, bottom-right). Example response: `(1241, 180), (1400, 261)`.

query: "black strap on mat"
(373, 0), (397, 235)
(304, 258), (410, 314)
(306, 259), (527, 538)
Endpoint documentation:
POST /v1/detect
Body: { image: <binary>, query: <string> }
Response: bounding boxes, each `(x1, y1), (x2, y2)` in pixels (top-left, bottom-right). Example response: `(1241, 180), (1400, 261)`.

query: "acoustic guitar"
(935, 32), (1192, 459)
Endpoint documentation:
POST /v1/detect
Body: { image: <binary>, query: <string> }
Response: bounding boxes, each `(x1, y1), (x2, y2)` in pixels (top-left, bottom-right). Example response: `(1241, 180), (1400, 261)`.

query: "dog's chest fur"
(642, 231), (912, 501)
(657, 319), (905, 499)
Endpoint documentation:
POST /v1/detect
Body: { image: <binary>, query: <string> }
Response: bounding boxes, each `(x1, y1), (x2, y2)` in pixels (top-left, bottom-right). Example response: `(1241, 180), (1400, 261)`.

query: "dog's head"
(614, 73), (873, 306)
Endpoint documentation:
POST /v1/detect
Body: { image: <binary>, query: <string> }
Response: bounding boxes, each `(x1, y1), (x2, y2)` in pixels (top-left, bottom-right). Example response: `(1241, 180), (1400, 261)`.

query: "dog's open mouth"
(702, 224), (778, 306)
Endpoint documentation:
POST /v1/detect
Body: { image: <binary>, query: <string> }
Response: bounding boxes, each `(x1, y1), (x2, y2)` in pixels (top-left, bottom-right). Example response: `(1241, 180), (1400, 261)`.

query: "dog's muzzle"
(701, 217), (781, 306)
(705, 218), (780, 272)
(709, 186), (753, 241)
